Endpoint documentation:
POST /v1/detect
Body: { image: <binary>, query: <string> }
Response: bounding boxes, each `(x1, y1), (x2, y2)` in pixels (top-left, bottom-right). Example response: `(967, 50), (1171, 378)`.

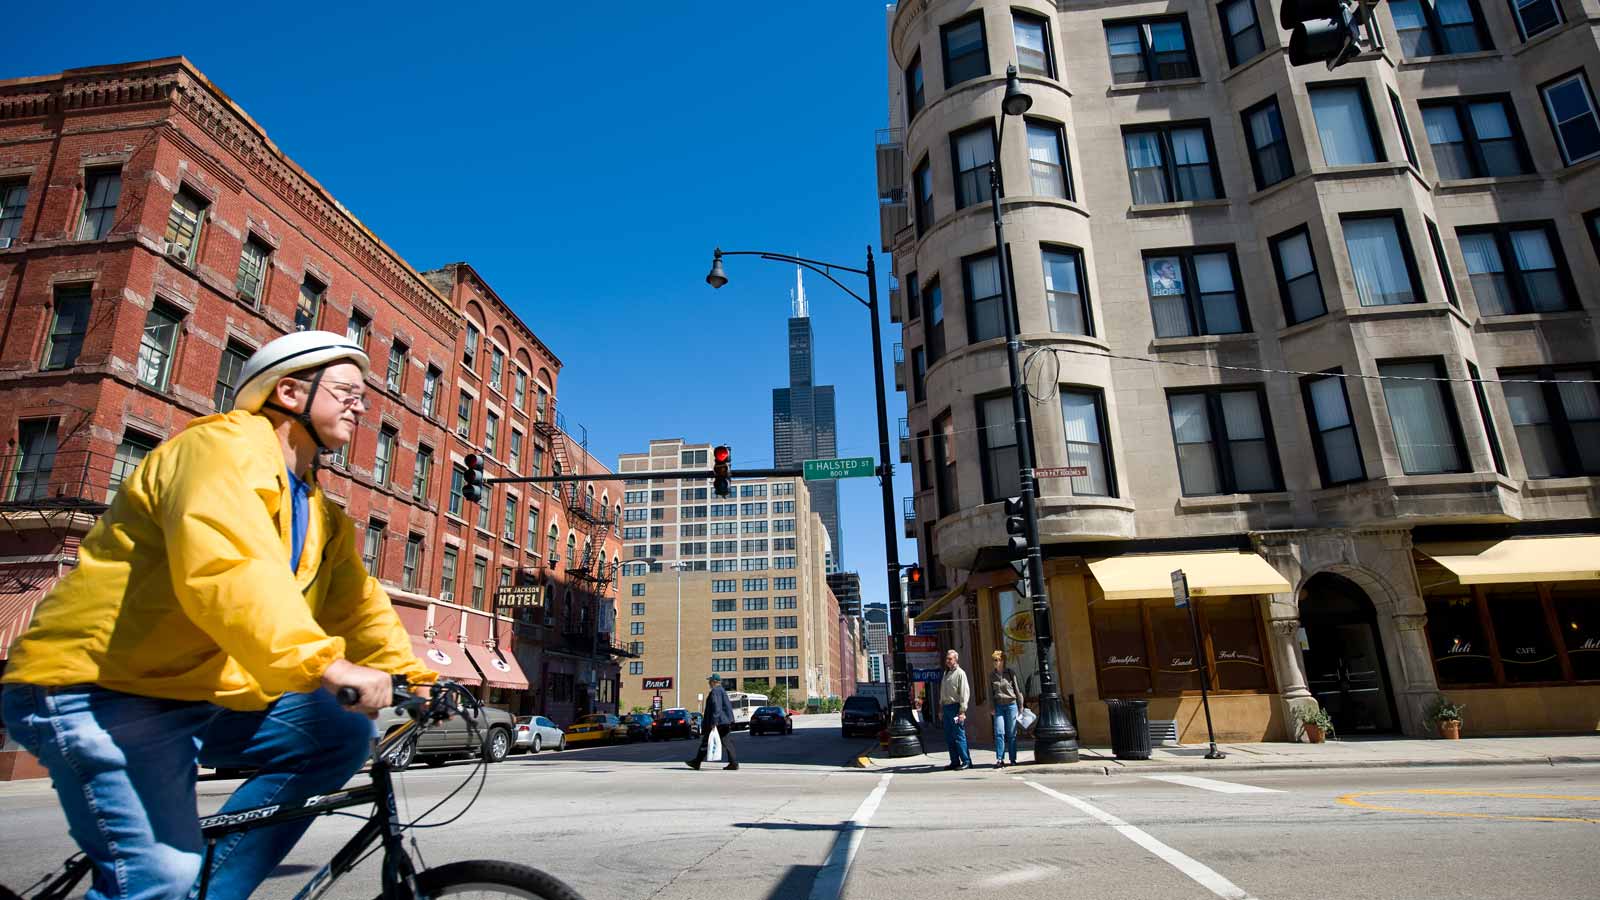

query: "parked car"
(618, 713), (655, 742)
(650, 708), (702, 740)
(375, 699), (516, 768)
(749, 705), (793, 736)
(841, 695), (887, 738)
(514, 715), (566, 753)
(564, 713), (621, 746)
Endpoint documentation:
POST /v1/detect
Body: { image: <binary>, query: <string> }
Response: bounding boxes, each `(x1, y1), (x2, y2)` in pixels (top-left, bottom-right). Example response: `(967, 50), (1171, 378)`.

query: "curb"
(850, 752), (1600, 776)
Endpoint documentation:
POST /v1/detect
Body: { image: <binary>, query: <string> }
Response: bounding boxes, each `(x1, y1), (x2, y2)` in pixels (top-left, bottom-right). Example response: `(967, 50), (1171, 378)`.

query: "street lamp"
(989, 64), (1080, 763)
(704, 247), (922, 758)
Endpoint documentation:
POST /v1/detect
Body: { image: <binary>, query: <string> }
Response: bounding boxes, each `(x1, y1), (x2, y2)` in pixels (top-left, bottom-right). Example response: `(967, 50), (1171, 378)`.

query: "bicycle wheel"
(393, 860), (584, 900)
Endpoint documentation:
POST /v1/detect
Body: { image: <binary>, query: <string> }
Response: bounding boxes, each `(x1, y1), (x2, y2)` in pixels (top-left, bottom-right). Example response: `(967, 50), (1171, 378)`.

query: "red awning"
(464, 645), (531, 692)
(408, 636), (483, 687)
(0, 564), (61, 661)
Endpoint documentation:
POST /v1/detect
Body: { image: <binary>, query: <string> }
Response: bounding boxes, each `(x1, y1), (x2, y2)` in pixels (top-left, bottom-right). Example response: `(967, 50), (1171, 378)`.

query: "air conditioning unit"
(440, 591), (455, 602)
(163, 241), (190, 265)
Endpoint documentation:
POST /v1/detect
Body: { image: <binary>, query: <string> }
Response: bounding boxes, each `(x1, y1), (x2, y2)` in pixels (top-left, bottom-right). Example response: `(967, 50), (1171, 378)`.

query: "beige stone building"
(616, 439), (840, 712)
(883, 0), (1600, 745)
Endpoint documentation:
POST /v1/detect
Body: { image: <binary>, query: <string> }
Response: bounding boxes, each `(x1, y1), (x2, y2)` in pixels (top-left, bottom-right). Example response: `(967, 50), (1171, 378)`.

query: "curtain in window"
(1027, 124), (1066, 197)
(1169, 395), (1220, 494)
(982, 395), (1022, 499)
(1389, 0), (1434, 56)
(1468, 102), (1519, 174)
(1124, 132), (1167, 204)
(1147, 22), (1192, 79)
(1169, 127), (1215, 199)
(1042, 249), (1086, 334)
(1146, 256), (1191, 337)
(1060, 392), (1109, 496)
(1381, 364), (1462, 474)
(1503, 382), (1562, 477)
(1422, 107), (1473, 180)
(1313, 88), (1378, 165)
(1106, 25), (1146, 82)
(1248, 103), (1290, 185)
(1344, 218), (1415, 306)
(1277, 232), (1325, 322)
(1223, 0), (1263, 60)
(1509, 229), (1564, 311)
(1194, 253), (1241, 333)
(1014, 18), (1049, 74)
(1309, 377), (1363, 482)
(967, 255), (1004, 342)
(1435, 0), (1484, 52)
(955, 129), (995, 206)
(1458, 232), (1513, 314)
(1222, 392), (1274, 491)
(1555, 378), (1600, 471)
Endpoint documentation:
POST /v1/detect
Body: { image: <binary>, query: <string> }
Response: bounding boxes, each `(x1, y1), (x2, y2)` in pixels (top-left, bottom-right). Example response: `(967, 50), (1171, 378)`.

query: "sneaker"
(685, 760), (701, 770)
(724, 763), (740, 771)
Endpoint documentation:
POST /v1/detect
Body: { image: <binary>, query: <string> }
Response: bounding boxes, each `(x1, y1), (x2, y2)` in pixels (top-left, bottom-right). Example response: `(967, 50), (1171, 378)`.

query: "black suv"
(841, 695), (886, 738)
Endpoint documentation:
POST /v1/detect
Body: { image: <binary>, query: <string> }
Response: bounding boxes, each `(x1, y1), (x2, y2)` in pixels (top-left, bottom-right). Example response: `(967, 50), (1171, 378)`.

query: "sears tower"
(773, 270), (841, 571)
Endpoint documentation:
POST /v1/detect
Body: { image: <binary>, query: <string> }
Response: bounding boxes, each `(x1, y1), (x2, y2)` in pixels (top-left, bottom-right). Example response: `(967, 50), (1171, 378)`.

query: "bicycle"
(1, 679), (584, 900)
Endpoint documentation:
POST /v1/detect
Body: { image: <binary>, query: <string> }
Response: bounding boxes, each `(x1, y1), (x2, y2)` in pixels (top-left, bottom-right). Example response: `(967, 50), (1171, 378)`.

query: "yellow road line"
(1336, 789), (1600, 824)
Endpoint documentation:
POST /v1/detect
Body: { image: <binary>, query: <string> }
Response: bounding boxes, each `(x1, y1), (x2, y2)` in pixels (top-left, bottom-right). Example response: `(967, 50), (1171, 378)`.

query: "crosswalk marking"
(1141, 774), (1285, 794)
(809, 772), (892, 900)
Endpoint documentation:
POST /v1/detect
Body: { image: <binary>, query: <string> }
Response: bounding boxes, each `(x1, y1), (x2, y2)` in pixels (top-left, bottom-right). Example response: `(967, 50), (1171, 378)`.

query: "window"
(1425, 578), (1600, 688)
(386, 340), (408, 392)
(1013, 11), (1055, 77)
(905, 347), (925, 404)
(1024, 120), (1071, 200)
(627, 621), (643, 636)
(775, 597), (797, 611)
(1500, 365), (1600, 477)
(43, 286), (91, 370)
(1310, 84), (1383, 166)
(484, 411), (499, 457)
(933, 411), (959, 515)
(1144, 248), (1247, 337)
(743, 578), (768, 591)
(0, 180), (27, 246)
(374, 427), (396, 486)
(547, 524), (560, 564)
(1426, 219), (1459, 308)
(108, 431), (157, 501)
(913, 157), (933, 236)
(629, 661), (644, 676)
(963, 252), (1011, 344)
(502, 497), (518, 541)
(363, 522), (385, 575)
(1269, 226), (1326, 324)
(295, 276), (324, 331)
(1166, 388), (1282, 495)
(77, 169), (121, 240)
(1093, 595), (1274, 693)
(941, 13), (988, 88)
(1389, 0), (1491, 56)
(472, 558), (487, 610)
(713, 578), (737, 593)
(744, 636), (769, 651)
(508, 429), (523, 473)
(457, 391), (472, 437)
(1467, 362), (1507, 475)
(161, 189), (206, 264)
(235, 236), (271, 306)
(1540, 72), (1600, 165)
(463, 322), (480, 369)
(1389, 89), (1420, 169)
(448, 465), (466, 517)
(1243, 96), (1293, 189)
(905, 51), (925, 120)
(9, 420), (57, 502)
(489, 346), (504, 392)
(977, 394), (1025, 502)
(137, 303), (182, 390)
(925, 278), (945, 362)
(774, 616), (798, 629)
(1218, 0), (1265, 67)
(1341, 213), (1422, 307)
(440, 548), (459, 599)
(905, 274), (921, 322)
(1106, 18), (1197, 84)
(713, 598), (737, 612)
(413, 445), (433, 501)
(712, 619), (737, 633)
(1510, 0), (1563, 40)
(629, 582), (646, 598)
(1379, 359), (1469, 475)
(1123, 124), (1221, 205)
(403, 534), (422, 590)
(1060, 389), (1114, 496)
(513, 369), (527, 409)
(477, 490), (492, 532)
(951, 124), (997, 210)
(423, 366), (441, 418)
(1457, 222), (1573, 314)
(1421, 97), (1530, 179)
(344, 310), (370, 350)
(214, 339), (252, 411)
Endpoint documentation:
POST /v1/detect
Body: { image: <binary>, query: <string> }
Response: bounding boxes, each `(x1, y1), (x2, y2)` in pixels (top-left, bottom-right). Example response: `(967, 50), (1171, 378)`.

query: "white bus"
(725, 692), (769, 729)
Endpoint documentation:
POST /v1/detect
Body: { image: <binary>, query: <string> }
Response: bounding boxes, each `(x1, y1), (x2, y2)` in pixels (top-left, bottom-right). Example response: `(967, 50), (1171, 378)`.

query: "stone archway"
(1299, 573), (1399, 734)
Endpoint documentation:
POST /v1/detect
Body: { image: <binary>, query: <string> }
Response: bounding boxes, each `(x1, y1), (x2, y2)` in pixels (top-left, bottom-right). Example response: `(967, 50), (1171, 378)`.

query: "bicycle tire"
(389, 859), (584, 900)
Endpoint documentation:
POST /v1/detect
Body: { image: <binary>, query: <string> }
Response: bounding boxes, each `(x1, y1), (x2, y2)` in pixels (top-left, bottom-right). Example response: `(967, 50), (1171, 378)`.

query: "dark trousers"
(692, 723), (737, 764)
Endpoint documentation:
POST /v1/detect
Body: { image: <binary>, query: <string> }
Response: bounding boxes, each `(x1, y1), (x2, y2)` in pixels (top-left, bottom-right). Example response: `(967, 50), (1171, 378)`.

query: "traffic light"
(712, 445), (732, 498)
(1004, 496), (1028, 553)
(1279, 0), (1363, 69)
(906, 563), (925, 600)
(462, 453), (486, 502)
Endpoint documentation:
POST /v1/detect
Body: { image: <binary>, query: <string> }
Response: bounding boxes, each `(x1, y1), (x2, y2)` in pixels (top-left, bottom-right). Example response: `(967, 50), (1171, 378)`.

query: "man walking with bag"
(687, 674), (739, 770)
(940, 650), (972, 770)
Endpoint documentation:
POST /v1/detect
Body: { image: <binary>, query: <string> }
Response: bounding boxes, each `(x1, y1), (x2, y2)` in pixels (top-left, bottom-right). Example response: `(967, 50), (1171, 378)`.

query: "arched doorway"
(1299, 573), (1398, 734)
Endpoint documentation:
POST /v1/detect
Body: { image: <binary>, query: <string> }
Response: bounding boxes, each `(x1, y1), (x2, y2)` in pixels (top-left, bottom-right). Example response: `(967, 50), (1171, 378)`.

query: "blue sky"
(11, 2), (911, 608)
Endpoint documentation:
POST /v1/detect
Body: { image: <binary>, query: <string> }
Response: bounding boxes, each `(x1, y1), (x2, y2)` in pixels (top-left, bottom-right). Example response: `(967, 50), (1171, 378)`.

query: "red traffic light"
(907, 564), (922, 584)
(712, 445), (732, 498)
(464, 453), (484, 472)
(713, 445), (730, 464)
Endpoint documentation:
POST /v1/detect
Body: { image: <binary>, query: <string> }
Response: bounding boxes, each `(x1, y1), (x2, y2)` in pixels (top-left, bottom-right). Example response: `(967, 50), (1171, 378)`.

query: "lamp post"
(705, 248), (922, 757)
(989, 64), (1079, 763)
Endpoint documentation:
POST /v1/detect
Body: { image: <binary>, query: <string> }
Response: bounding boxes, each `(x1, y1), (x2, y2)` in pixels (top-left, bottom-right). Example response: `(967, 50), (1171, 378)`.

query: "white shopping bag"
(706, 726), (723, 762)
(1018, 707), (1038, 731)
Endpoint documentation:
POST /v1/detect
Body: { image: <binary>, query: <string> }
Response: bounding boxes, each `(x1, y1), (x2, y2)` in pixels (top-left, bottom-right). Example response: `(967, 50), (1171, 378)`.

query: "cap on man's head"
(707, 674), (722, 683)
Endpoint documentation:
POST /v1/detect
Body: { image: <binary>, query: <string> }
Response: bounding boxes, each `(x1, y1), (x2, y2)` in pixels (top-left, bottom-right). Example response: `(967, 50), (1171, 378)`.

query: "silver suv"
(375, 696), (516, 768)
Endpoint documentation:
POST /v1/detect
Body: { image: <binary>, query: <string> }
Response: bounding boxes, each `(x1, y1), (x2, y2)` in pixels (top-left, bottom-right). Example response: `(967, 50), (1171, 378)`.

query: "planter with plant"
(1426, 697), (1466, 739)
(1292, 704), (1335, 744)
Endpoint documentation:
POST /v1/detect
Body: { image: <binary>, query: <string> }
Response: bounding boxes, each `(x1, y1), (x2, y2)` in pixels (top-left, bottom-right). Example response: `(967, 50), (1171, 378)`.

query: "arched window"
(566, 532), (577, 568)
(546, 524), (560, 564)
(582, 539), (593, 570)
(585, 484), (595, 514)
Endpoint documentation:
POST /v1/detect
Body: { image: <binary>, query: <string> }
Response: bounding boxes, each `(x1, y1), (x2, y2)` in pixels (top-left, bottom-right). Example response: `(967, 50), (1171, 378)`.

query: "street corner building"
(0, 58), (622, 778)
(879, 1), (1600, 747)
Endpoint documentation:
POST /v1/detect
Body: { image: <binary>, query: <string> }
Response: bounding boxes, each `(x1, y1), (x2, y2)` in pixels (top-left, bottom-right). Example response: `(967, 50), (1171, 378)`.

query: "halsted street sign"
(495, 586), (543, 608)
(642, 677), (673, 690)
(803, 457), (876, 480)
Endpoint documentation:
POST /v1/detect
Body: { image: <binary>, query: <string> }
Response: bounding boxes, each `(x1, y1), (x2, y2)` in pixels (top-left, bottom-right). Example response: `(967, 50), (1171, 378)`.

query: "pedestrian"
(939, 649), (972, 770)
(686, 674), (739, 771)
(990, 650), (1024, 768)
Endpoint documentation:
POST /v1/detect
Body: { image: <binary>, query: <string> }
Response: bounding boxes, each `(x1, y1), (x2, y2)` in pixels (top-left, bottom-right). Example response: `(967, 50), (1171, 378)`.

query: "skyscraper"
(773, 269), (843, 571)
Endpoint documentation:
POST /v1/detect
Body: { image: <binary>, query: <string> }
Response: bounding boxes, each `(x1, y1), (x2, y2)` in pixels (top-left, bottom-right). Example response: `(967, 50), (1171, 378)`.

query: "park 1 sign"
(494, 586), (542, 608)
(803, 457), (876, 480)
(642, 677), (673, 690)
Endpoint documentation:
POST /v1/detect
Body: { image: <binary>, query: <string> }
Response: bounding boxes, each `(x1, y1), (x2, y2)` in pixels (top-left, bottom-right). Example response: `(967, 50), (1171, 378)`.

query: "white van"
(725, 692), (769, 730)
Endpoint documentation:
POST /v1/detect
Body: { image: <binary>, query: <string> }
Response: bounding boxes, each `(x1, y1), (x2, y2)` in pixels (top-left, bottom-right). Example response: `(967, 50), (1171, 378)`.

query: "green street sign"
(803, 456), (877, 481)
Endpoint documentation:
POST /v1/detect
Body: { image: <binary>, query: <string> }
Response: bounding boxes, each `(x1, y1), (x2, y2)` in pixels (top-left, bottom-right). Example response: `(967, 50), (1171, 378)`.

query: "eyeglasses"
(293, 377), (368, 410)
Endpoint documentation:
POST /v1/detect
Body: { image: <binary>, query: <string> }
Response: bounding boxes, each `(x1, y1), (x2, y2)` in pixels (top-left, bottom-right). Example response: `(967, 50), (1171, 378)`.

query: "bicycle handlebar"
(336, 676), (478, 721)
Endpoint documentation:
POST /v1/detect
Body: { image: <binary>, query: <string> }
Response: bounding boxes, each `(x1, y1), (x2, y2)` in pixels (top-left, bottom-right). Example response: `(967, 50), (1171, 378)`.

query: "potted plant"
(1292, 704), (1335, 744)
(1427, 696), (1466, 739)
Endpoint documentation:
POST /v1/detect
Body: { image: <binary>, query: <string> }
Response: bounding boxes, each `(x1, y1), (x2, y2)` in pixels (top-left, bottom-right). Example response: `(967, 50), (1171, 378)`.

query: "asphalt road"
(1, 713), (1596, 899)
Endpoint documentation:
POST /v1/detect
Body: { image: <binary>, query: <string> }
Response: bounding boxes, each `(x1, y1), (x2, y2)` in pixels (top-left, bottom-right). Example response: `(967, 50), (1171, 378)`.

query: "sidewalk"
(854, 733), (1600, 776)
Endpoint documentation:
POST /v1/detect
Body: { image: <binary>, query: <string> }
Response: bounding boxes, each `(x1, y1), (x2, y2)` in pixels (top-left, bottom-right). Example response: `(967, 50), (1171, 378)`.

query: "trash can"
(1106, 699), (1152, 760)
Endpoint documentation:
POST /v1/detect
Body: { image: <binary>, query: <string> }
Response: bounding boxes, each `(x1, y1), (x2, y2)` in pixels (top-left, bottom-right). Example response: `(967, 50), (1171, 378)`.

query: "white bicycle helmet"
(231, 330), (369, 449)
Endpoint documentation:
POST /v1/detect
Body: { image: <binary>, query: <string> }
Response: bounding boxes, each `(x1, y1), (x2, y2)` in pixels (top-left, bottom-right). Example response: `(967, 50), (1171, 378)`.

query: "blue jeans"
(941, 702), (970, 767)
(2, 684), (373, 900)
(992, 703), (1019, 764)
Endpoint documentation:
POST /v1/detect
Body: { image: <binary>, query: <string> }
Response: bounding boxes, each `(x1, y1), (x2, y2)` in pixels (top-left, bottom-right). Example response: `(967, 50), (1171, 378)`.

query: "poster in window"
(1205, 597), (1269, 691)
(1146, 257), (1186, 297)
(1424, 592), (1494, 685)
(1149, 605), (1203, 693)
(1486, 588), (1562, 683)
(1091, 604), (1151, 696)
(997, 590), (1039, 698)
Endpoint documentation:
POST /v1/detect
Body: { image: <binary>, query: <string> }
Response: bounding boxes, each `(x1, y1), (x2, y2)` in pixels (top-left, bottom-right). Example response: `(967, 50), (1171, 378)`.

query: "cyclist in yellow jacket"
(3, 330), (437, 900)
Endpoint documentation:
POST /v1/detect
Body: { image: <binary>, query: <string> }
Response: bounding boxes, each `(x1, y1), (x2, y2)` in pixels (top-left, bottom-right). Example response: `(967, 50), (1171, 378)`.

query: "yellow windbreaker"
(3, 410), (435, 710)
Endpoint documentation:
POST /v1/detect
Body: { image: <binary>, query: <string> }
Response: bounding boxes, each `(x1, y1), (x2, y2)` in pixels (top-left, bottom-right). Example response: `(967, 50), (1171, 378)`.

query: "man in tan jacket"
(939, 649), (972, 770)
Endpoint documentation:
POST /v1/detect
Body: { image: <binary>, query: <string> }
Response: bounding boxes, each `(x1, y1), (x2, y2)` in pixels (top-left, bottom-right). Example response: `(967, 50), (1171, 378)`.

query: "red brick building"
(0, 59), (620, 776)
